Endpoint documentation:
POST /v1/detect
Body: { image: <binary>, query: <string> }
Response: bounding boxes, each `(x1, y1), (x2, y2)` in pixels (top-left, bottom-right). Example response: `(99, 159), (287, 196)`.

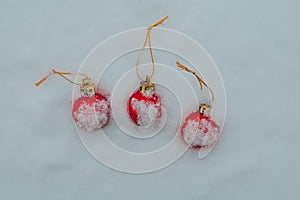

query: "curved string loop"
(136, 16), (168, 81)
(35, 69), (88, 86)
(176, 61), (215, 102)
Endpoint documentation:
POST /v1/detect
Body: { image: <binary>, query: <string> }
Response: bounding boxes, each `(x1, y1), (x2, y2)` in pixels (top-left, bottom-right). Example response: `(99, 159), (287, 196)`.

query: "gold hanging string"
(136, 16), (168, 81)
(35, 69), (88, 86)
(176, 61), (215, 102)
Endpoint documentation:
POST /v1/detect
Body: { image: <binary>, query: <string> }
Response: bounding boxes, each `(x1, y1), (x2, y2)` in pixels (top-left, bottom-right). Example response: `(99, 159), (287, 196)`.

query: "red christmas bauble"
(181, 112), (219, 148)
(128, 90), (162, 127)
(72, 93), (110, 132)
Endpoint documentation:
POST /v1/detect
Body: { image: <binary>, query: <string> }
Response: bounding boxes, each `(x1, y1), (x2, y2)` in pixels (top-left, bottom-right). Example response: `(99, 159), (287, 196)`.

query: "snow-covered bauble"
(181, 104), (219, 148)
(128, 76), (161, 127)
(35, 70), (111, 132)
(72, 77), (110, 131)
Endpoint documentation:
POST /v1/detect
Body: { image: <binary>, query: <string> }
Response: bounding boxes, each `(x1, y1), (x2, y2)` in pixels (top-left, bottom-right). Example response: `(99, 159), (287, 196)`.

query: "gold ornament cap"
(140, 75), (155, 95)
(199, 104), (211, 115)
(80, 77), (95, 97)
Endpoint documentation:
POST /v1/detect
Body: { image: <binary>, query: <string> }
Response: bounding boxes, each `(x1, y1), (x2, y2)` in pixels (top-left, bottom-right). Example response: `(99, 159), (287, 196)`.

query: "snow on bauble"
(181, 112), (220, 148)
(128, 90), (162, 128)
(72, 93), (110, 132)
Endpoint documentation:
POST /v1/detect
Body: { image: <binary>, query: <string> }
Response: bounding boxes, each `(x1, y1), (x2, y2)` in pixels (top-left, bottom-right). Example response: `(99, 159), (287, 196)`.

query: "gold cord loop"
(35, 69), (88, 86)
(35, 69), (96, 97)
(135, 16), (168, 81)
(176, 61), (214, 102)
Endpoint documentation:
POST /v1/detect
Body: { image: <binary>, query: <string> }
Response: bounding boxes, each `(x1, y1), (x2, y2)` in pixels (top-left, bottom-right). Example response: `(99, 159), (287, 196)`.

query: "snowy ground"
(1, 0), (300, 199)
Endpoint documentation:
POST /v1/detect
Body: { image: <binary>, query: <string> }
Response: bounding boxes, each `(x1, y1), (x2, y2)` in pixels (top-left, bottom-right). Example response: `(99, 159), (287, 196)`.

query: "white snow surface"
(2, 1), (300, 200)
